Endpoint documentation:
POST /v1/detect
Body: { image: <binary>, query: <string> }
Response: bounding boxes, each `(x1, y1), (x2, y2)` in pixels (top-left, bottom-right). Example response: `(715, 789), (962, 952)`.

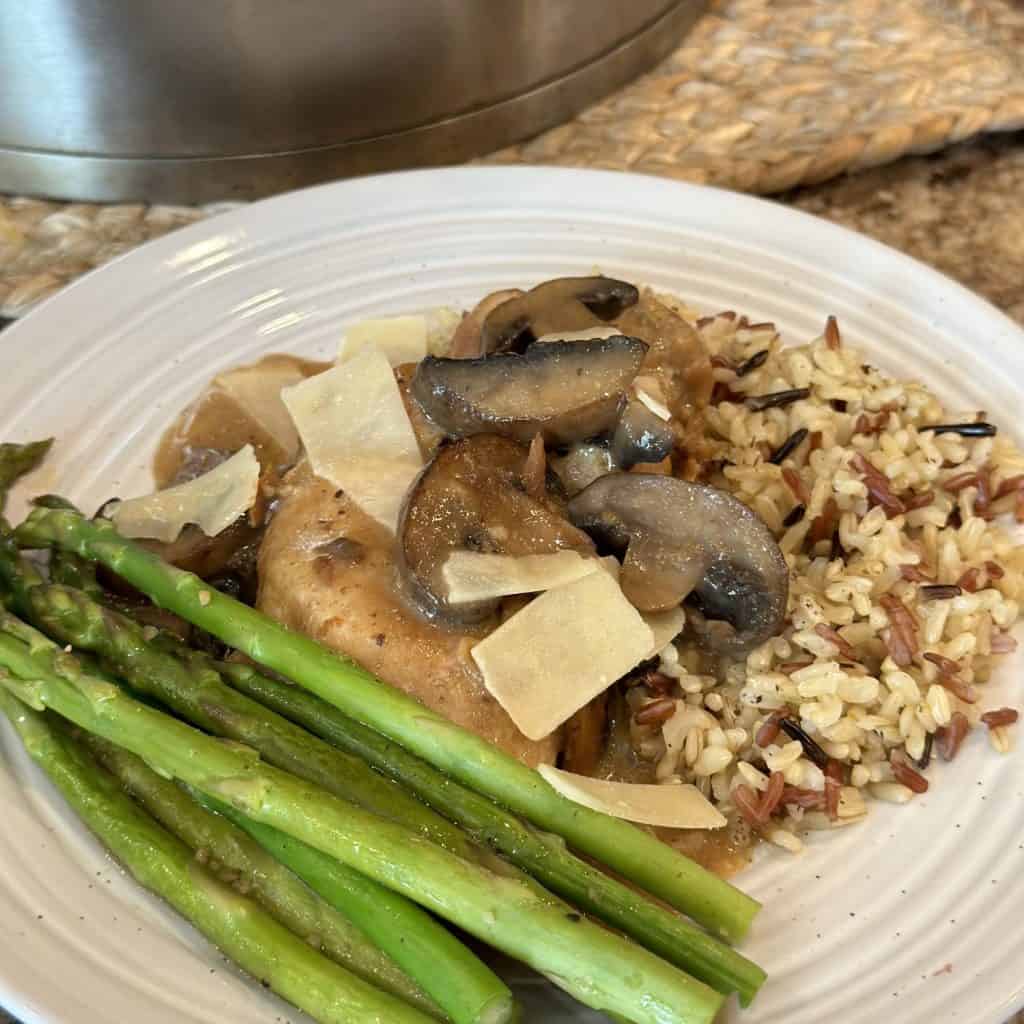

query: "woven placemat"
(2, 0), (1024, 319)
(483, 0), (1024, 191)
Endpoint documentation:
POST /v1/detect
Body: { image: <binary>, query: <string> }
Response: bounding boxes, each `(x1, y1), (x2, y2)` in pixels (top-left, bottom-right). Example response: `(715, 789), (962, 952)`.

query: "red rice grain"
(759, 771), (786, 818)
(755, 711), (787, 748)
(634, 698), (677, 725)
(824, 760), (844, 820)
(814, 623), (857, 660)
(733, 784), (765, 826)
(994, 474), (1024, 499)
(807, 497), (839, 546)
(923, 651), (978, 703)
(880, 594), (919, 666)
(942, 470), (980, 494)
(981, 708), (1019, 728)
(853, 453), (906, 515)
(937, 713), (969, 761)
(985, 560), (1005, 580)
(824, 315), (841, 350)
(781, 467), (810, 505)
(991, 632), (1019, 654)
(900, 563), (934, 583)
(781, 786), (826, 810)
(902, 490), (936, 511)
(957, 567), (981, 593)
(890, 752), (929, 793)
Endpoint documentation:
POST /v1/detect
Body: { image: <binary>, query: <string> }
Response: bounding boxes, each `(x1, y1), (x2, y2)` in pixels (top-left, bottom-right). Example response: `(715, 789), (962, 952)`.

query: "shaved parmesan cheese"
(633, 376), (672, 421)
(641, 606), (686, 658)
(538, 764), (727, 829)
(112, 445), (260, 543)
(471, 571), (654, 741)
(442, 551), (599, 605)
(339, 315), (428, 366)
(282, 345), (422, 532)
(535, 326), (623, 344)
(214, 361), (305, 459)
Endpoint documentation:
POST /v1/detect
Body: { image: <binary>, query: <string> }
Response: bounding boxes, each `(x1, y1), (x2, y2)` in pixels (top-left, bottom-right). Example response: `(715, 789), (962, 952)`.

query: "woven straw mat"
(483, 0), (1024, 192)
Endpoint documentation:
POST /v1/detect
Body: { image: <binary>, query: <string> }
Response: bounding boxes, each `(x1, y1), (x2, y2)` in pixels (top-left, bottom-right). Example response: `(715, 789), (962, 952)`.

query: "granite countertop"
(790, 131), (1024, 325)
(0, 131), (1022, 1024)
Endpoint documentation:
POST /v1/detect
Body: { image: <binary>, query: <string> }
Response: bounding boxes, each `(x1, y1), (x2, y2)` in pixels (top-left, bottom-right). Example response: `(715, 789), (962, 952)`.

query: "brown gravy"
(153, 354), (328, 487)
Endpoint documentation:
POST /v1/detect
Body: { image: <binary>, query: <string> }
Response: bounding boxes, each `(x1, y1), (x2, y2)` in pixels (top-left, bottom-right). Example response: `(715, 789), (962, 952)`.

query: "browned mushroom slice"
(568, 473), (788, 657)
(397, 434), (595, 627)
(480, 276), (639, 355)
(448, 288), (525, 359)
(411, 336), (648, 446)
(610, 399), (675, 469)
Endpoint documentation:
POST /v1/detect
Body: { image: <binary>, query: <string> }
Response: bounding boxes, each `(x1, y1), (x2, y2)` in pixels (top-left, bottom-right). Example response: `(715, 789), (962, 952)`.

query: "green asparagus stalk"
(86, 736), (444, 1020)
(4, 562), (762, 1002)
(11, 578), (484, 867)
(0, 690), (435, 1024)
(220, 658), (766, 1005)
(15, 507), (759, 942)
(0, 439), (52, 511)
(0, 614), (722, 1024)
(194, 791), (517, 1024)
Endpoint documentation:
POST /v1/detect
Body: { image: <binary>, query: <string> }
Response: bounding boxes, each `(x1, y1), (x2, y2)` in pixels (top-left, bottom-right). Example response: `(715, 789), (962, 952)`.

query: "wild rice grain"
(747, 387), (811, 411)
(920, 584), (961, 601)
(736, 349), (770, 377)
(769, 428), (809, 465)
(921, 422), (998, 437)
(783, 503), (806, 527)
(780, 718), (830, 769)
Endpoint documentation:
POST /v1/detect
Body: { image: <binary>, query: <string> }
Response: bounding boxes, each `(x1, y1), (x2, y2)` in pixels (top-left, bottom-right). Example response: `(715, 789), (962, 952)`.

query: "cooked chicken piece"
(257, 461), (561, 766)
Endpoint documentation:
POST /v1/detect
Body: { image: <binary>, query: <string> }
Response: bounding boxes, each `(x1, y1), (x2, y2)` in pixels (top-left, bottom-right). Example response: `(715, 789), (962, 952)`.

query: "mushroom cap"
(410, 336), (648, 446)
(568, 473), (788, 656)
(480, 276), (640, 355)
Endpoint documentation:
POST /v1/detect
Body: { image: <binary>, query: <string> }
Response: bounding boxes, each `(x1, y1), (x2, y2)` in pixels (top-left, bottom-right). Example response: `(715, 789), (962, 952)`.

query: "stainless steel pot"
(0, 1), (705, 203)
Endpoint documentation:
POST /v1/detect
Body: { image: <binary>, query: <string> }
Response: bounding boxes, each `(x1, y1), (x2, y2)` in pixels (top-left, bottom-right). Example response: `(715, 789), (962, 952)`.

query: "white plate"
(0, 167), (1022, 1024)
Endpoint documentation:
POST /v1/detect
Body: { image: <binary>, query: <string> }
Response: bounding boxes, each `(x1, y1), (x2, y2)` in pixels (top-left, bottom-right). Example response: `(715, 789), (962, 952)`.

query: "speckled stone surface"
(790, 130), (1024, 325)
(1, 133), (1023, 1024)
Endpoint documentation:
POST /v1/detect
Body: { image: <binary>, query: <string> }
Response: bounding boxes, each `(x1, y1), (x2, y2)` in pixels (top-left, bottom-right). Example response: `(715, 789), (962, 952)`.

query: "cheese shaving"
(538, 765), (727, 829)
(339, 315), (428, 366)
(214, 360), (305, 458)
(442, 550), (599, 605)
(471, 571), (654, 741)
(112, 445), (260, 543)
(641, 606), (686, 658)
(535, 326), (623, 344)
(633, 375), (673, 421)
(282, 345), (421, 532)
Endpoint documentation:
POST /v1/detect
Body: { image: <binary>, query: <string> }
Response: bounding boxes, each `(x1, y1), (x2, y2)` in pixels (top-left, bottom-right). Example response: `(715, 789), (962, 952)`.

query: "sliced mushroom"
(480, 276), (639, 355)
(567, 473), (788, 656)
(610, 399), (675, 469)
(397, 434), (595, 626)
(411, 336), (647, 446)
(448, 288), (525, 359)
(549, 443), (617, 497)
(614, 291), (714, 417)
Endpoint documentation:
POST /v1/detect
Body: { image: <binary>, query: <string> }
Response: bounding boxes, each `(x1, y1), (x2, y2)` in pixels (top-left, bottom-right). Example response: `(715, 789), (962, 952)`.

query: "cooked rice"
(630, 301), (1024, 850)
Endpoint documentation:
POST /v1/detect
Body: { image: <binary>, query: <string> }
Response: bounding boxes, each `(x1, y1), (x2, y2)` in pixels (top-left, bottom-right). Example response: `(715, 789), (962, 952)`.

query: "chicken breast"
(257, 461), (561, 766)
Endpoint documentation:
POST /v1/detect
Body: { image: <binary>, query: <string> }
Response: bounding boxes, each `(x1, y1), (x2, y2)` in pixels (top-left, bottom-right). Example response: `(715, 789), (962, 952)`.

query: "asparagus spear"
(86, 735), (444, 1020)
(193, 791), (519, 1024)
(0, 614), (722, 1024)
(220, 658), (766, 1005)
(0, 439), (52, 511)
(12, 578), (485, 867)
(0, 690), (435, 1024)
(4, 559), (762, 1002)
(16, 507), (759, 942)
